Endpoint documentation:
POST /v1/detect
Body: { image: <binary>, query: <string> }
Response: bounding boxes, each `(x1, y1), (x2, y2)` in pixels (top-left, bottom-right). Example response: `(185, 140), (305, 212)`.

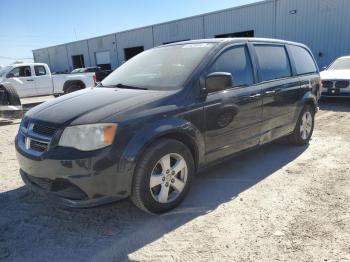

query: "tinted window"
(9, 66), (31, 77)
(209, 46), (254, 87)
(34, 66), (47, 76)
(289, 45), (317, 75)
(255, 45), (291, 81)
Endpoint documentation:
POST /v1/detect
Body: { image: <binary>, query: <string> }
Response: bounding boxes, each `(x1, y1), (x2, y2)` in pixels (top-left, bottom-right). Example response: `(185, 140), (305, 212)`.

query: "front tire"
(131, 139), (194, 214)
(288, 105), (315, 145)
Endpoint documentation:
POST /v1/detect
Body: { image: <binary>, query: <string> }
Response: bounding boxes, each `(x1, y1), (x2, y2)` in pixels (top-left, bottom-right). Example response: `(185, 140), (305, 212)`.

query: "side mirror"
(205, 72), (233, 93)
(6, 73), (14, 78)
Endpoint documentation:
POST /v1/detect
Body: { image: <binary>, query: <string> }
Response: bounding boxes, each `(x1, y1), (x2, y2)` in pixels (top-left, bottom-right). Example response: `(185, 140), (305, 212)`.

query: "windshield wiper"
(114, 83), (148, 90)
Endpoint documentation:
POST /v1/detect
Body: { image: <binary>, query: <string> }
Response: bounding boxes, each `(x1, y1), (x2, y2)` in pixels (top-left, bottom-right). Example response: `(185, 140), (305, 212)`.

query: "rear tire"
(65, 85), (81, 94)
(131, 139), (194, 214)
(288, 105), (315, 145)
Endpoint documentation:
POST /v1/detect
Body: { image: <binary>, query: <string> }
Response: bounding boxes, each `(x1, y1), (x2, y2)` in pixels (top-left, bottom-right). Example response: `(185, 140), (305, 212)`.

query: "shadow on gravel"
(319, 97), (350, 112)
(0, 142), (308, 262)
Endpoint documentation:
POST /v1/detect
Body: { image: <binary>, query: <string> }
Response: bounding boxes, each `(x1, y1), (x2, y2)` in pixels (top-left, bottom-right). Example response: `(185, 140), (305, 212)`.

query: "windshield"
(328, 57), (350, 70)
(0, 66), (12, 77)
(101, 43), (215, 90)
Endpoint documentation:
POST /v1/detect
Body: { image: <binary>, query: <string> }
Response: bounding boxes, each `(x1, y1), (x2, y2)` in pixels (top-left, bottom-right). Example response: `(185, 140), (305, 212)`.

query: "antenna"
(73, 28), (78, 40)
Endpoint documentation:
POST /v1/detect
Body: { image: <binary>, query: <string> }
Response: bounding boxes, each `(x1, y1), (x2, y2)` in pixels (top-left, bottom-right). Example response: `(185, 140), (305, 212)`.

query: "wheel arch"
(120, 118), (205, 194)
(63, 80), (86, 93)
(301, 92), (317, 112)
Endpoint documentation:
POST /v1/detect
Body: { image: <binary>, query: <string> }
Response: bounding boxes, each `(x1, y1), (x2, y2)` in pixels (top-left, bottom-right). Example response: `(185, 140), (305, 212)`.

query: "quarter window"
(289, 45), (317, 75)
(255, 45), (291, 82)
(209, 45), (254, 87)
(34, 66), (47, 76)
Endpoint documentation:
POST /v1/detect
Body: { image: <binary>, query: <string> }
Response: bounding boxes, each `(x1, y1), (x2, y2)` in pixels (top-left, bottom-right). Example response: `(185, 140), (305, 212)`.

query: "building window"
(215, 30), (254, 38)
(124, 46), (144, 61)
(72, 54), (85, 69)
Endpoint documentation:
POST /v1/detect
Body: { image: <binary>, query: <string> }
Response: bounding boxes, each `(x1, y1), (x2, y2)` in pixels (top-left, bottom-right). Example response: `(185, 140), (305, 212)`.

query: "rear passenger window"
(289, 45), (317, 75)
(255, 45), (291, 82)
(209, 45), (254, 87)
(34, 66), (47, 76)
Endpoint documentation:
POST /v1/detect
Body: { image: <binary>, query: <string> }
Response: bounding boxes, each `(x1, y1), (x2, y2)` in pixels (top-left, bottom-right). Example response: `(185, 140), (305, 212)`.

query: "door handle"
(265, 90), (276, 95)
(249, 93), (261, 99)
(26, 79), (34, 82)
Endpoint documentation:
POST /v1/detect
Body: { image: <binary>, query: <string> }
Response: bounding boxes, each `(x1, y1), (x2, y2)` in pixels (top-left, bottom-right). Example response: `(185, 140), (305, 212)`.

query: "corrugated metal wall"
(32, 49), (51, 68)
(116, 27), (154, 64)
(204, 1), (275, 38)
(47, 45), (69, 73)
(276, 0), (350, 67)
(33, 0), (350, 71)
(153, 16), (204, 46)
(87, 34), (118, 69)
(66, 40), (91, 70)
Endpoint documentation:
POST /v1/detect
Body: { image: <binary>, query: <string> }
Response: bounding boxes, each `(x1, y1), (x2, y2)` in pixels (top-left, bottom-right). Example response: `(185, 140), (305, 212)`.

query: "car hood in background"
(25, 87), (173, 125)
(320, 69), (350, 80)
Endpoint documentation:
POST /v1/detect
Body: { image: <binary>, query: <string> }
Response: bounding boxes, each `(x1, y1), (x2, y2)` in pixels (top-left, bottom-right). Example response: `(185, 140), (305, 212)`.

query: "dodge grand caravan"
(16, 38), (321, 213)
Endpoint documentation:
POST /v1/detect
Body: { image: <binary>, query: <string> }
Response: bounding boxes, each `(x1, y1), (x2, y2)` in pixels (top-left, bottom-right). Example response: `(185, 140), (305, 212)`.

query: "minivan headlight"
(58, 123), (117, 151)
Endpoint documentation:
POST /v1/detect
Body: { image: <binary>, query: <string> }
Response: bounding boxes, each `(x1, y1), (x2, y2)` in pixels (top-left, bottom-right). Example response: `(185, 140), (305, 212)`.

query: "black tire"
(53, 94), (60, 98)
(288, 105), (315, 145)
(65, 85), (81, 94)
(1, 84), (21, 106)
(131, 139), (194, 214)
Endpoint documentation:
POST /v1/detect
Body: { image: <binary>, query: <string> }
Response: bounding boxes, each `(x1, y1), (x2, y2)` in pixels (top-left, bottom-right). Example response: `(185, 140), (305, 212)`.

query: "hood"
(320, 70), (350, 80)
(26, 87), (173, 125)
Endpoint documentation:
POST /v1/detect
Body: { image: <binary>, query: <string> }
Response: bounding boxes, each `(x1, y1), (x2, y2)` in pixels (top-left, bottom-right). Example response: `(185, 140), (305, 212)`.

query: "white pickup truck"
(0, 63), (96, 98)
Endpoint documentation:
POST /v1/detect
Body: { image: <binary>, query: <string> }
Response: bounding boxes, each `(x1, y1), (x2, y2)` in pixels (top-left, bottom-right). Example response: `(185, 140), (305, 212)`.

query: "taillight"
(93, 73), (96, 82)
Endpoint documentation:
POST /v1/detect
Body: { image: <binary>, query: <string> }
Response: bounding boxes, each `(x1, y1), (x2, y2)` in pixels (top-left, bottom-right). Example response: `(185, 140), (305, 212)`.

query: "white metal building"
(33, 0), (350, 73)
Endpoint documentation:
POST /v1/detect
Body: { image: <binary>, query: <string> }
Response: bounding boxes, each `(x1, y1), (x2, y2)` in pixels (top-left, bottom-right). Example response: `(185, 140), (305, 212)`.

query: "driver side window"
(9, 66), (32, 77)
(209, 45), (254, 87)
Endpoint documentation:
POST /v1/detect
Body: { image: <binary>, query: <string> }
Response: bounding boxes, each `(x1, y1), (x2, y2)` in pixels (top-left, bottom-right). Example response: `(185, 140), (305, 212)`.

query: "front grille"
(30, 139), (48, 152)
(19, 119), (57, 155)
(322, 81), (334, 88)
(335, 80), (349, 89)
(33, 123), (57, 137)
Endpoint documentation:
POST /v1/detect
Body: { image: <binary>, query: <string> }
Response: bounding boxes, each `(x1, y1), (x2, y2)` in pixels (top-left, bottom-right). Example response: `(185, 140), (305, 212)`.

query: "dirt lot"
(0, 98), (349, 262)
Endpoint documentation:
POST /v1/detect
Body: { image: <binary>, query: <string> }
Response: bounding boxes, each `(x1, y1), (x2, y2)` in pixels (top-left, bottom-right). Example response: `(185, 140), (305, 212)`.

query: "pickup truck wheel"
(131, 139), (194, 214)
(1, 84), (21, 106)
(288, 105), (315, 145)
(65, 85), (81, 94)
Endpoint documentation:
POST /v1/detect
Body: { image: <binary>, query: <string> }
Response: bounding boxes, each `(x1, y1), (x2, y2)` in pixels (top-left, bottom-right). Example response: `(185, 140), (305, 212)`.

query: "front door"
(6, 65), (36, 98)
(203, 45), (263, 163)
(34, 65), (52, 95)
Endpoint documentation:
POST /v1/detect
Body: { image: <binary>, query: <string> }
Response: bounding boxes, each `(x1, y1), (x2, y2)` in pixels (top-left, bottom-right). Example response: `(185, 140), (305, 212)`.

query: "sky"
(0, 0), (260, 66)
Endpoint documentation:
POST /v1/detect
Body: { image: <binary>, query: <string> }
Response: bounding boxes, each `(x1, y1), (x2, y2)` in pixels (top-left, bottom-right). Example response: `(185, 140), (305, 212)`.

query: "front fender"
(119, 117), (205, 192)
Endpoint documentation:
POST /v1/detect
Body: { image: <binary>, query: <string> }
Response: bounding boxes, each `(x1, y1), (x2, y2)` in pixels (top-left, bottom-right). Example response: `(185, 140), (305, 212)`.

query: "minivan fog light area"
(58, 123), (117, 151)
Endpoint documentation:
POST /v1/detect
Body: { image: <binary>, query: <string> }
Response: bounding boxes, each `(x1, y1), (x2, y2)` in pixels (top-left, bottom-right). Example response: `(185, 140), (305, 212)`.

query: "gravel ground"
(0, 98), (349, 262)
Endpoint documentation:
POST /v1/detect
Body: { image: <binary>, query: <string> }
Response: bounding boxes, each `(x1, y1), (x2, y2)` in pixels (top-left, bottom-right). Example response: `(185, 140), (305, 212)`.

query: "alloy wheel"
(300, 111), (313, 140)
(149, 153), (188, 204)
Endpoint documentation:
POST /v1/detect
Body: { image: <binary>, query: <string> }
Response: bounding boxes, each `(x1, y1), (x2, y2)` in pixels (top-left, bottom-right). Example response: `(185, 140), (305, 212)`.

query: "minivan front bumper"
(16, 138), (131, 208)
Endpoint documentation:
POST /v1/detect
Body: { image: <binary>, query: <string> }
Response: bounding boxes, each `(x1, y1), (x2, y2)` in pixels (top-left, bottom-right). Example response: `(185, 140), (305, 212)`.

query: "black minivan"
(16, 38), (321, 213)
